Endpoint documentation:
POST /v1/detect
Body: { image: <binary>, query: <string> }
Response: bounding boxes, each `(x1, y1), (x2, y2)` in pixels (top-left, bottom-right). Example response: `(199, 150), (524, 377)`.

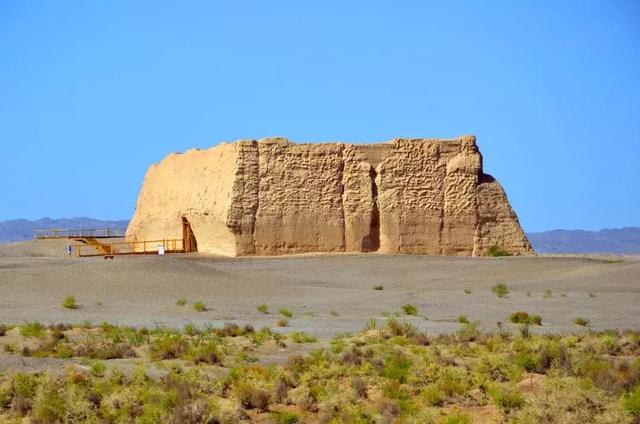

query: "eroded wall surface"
(127, 136), (534, 256)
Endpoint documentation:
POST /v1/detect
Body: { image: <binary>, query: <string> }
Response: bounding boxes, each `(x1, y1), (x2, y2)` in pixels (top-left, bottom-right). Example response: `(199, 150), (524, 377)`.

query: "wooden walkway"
(74, 238), (185, 257)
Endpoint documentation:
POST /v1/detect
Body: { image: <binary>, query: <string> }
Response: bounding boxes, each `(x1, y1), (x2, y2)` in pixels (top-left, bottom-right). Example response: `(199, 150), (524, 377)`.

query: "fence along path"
(74, 239), (185, 257)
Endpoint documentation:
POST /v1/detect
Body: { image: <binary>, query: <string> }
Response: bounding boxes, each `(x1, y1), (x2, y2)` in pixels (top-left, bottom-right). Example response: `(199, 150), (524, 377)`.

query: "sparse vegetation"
(487, 245), (511, 257)
(289, 332), (317, 343)
(464, 288), (471, 294)
(0, 320), (637, 422)
(589, 292), (597, 298)
(193, 301), (207, 312)
(492, 282), (509, 298)
(329, 310), (338, 316)
(176, 298), (186, 306)
(509, 311), (542, 326)
(401, 304), (418, 316)
(543, 289), (552, 298)
(62, 295), (78, 310)
(20, 322), (45, 338)
(278, 308), (293, 318)
(374, 285), (384, 290)
(574, 317), (590, 327)
(256, 303), (269, 314)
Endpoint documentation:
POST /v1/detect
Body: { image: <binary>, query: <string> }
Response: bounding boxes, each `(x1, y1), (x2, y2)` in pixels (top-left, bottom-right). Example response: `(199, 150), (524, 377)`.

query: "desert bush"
(508, 311), (542, 326)
(622, 384), (640, 417)
(457, 321), (480, 342)
(457, 315), (469, 324)
(290, 332), (317, 343)
(20, 322), (45, 338)
(150, 333), (188, 360)
(235, 381), (270, 411)
(464, 289), (471, 294)
(382, 351), (412, 383)
(62, 295), (78, 309)
(278, 308), (293, 318)
(0, 324), (6, 337)
(90, 361), (106, 377)
(489, 385), (525, 411)
(385, 318), (418, 338)
(442, 413), (472, 424)
(374, 285), (384, 290)
(543, 289), (552, 298)
(401, 304), (417, 316)
(329, 310), (338, 316)
(276, 318), (288, 327)
(270, 410), (300, 424)
(193, 301), (207, 312)
(487, 245), (511, 257)
(492, 283), (509, 298)
(188, 341), (222, 365)
(574, 317), (590, 327)
(421, 384), (444, 406)
(176, 298), (187, 306)
(256, 304), (269, 314)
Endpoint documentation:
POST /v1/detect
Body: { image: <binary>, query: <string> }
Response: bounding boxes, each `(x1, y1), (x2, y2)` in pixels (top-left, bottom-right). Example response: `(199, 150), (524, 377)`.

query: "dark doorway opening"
(362, 167), (380, 252)
(182, 217), (198, 253)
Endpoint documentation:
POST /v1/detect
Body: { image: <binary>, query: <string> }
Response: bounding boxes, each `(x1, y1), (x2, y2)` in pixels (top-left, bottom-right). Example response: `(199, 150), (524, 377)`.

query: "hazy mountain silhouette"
(0, 217), (129, 243)
(527, 227), (640, 254)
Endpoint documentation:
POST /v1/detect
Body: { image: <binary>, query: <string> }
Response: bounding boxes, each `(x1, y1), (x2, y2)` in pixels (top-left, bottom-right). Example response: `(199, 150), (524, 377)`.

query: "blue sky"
(1, 1), (638, 232)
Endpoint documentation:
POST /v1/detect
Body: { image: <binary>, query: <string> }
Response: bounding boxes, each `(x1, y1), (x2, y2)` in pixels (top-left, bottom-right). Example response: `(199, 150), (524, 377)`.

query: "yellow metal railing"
(74, 239), (184, 257)
(34, 228), (127, 239)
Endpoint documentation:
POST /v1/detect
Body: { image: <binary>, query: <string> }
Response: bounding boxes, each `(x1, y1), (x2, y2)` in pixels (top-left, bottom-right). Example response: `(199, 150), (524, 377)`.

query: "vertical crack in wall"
(364, 166), (381, 252)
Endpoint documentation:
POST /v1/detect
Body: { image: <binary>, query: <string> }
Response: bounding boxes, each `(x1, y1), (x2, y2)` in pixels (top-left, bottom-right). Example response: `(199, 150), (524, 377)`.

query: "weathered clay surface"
(127, 136), (534, 256)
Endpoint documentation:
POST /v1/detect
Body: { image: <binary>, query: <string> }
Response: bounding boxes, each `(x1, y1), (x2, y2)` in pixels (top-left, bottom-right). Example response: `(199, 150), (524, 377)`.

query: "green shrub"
(509, 311), (530, 324)
(278, 308), (293, 318)
(176, 298), (186, 306)
(235, 381), (270, 411)
(487, 245), (511, 257)
(490, 385), (525, 411)
(329, 310), (338, 316)
(89, 361), (106, 377)
(374, 285), (384, 290)
(442, 413), (472, 424)
(457, 315), (469, 324)
(256, 304), (269, 314)
(382, 351), (412, 383)
(20, 322), (45, 337)
(530, 314), (542, 326)
(623, 384), (640, 416)
(543, 289), (552, 298)
(270, 410), (300, 424)
(574, 317), (590, 327)
(290, 332), (317, 343)
(193, 301), (207, 312)
(464, 289), (471, 294)
(401, 304), (418, 316)
(62, 295), (78, 309)
(492, 283), (509, 298)
(422, 384), (444, 406)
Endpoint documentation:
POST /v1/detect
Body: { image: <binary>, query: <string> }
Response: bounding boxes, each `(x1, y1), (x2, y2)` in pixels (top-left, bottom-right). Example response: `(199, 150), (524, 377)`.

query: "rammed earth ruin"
(126, 136), (534, 257)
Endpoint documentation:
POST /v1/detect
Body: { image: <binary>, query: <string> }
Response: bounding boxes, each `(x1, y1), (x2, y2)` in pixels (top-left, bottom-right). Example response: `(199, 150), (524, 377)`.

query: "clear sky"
(1, 1), (638, 231)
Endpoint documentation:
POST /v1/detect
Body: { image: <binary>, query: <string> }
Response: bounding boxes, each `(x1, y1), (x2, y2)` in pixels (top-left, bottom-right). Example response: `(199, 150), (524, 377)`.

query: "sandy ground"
(1, 240), (639, 339)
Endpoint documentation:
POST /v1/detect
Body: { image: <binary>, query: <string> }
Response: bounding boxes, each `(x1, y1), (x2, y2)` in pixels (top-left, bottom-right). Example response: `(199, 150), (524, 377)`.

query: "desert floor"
(1, 240), (639, 339)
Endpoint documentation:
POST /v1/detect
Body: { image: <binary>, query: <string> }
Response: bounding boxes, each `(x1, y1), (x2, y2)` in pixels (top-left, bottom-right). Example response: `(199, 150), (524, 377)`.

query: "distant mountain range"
(526, 227), (640, 254)
(0, 217), (129, 243)
(0, 218), (638, 254)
